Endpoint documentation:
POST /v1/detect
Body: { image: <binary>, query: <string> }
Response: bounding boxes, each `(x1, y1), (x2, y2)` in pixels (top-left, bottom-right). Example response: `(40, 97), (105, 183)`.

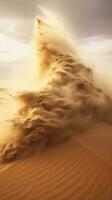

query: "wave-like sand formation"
(0, 16), (112, 163)
(0, 14), (112, 200)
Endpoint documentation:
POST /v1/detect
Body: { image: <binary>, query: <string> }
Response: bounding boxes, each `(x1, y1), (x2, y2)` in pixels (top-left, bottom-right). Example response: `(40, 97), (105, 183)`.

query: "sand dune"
(76, 122), (112, 166)
(0, 123), (112, 200)
(0, 14), (112, 200)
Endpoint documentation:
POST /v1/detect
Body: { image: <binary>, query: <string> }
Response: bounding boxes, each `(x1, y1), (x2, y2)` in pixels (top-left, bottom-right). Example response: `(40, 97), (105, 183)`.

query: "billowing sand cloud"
(0, 16), (112, 163)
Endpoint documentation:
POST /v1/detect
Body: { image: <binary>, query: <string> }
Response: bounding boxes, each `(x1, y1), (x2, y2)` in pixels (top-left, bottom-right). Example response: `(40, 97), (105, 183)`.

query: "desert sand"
(0, 15), (112, 200)
(0, 122), (112, 200)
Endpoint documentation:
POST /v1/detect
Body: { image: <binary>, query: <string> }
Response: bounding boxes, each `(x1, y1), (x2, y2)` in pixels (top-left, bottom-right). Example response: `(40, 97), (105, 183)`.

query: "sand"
(0, 122), (112, 200)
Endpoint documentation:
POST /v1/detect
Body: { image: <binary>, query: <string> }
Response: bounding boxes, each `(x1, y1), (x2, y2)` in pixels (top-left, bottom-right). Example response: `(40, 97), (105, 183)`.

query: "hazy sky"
(1, 0), (112, 39)
(0, 0), (112, 88)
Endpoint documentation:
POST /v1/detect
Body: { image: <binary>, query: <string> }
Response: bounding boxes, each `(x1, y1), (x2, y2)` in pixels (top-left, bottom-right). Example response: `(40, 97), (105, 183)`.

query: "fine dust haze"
(0, 8), (112, 163)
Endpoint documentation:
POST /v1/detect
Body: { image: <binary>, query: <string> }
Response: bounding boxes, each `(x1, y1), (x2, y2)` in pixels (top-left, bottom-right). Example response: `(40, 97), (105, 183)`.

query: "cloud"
(81, 36), (112, 53)
(0, 31), (34, 90)
(0, 18), (33, 43)
(0, 0), (112, 38)
(80, 36), (112, 94)
(0, 33), (33, 62)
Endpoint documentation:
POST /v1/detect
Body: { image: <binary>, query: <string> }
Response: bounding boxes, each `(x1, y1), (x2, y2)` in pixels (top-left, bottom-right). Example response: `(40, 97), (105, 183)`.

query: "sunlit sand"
(0, 8), (112, 200)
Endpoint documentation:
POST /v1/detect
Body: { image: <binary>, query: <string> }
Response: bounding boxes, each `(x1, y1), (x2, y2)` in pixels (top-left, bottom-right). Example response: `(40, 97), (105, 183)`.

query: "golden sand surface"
(0, 122), (112, 200)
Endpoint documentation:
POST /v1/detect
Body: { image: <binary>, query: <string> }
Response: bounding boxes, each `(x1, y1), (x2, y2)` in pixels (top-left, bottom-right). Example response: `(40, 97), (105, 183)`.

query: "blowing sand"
(0, 122), (112, 200)
(0, 13), (112, 200)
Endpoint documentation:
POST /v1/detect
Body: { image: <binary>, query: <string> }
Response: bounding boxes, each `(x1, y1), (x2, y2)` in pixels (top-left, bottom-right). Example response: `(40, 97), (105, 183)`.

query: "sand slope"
(0, 123), (112, 200)
(76, 122), (112, 166)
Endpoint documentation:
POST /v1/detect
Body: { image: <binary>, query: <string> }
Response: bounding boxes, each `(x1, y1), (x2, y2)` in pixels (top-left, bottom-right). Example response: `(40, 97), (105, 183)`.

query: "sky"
(0, 0), (112, 89)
